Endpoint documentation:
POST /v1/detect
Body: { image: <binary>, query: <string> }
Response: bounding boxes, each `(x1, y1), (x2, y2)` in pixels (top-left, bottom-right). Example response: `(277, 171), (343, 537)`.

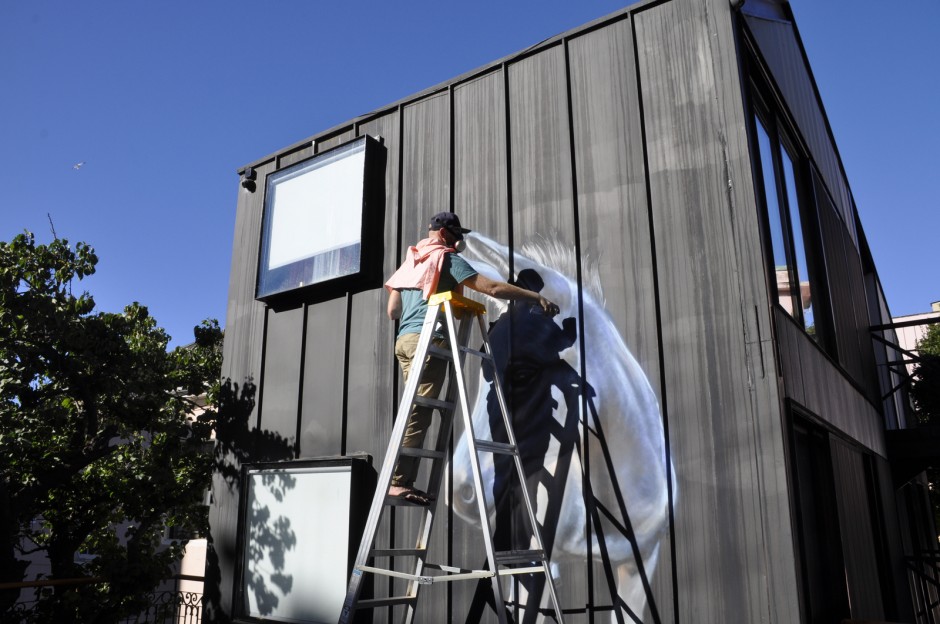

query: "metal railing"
(906, 553), (940, 624)
(117, 590), (202, 624)
(4, 579), (202, 624)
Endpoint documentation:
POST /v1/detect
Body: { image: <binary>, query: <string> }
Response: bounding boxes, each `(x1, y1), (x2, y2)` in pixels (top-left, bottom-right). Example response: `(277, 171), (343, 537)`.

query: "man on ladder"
(339, 211), (564, 624)
(384, 212), (559, 506)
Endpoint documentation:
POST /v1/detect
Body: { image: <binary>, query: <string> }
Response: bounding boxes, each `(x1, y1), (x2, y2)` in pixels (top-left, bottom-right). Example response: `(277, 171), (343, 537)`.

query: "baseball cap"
(429, 212), (471, 240)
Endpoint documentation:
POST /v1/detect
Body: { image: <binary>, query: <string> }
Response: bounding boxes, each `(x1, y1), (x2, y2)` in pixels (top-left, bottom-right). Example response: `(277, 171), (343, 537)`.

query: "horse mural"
(448, 233), (673, 624)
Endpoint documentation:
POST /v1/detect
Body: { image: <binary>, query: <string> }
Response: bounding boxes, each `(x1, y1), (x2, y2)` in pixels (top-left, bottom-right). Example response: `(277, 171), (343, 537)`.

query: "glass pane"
(755, 117), (796, 314)
(781, 145), (817, 340)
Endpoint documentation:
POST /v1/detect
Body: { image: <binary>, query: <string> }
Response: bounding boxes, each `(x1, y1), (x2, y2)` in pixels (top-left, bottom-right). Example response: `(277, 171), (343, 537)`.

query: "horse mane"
(520, 237), (605, 305)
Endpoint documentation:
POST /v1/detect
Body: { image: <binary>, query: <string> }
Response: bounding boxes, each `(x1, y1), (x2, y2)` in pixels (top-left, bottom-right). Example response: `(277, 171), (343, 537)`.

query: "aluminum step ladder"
(339, 290), (564, 624)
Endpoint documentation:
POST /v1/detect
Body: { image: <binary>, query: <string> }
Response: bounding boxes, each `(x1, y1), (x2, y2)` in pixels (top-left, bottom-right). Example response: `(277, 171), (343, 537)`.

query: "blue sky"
(1, 1), (937, 347)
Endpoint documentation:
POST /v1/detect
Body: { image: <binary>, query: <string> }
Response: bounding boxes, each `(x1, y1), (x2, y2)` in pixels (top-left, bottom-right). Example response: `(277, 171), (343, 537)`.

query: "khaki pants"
(392, 332), (448, 487)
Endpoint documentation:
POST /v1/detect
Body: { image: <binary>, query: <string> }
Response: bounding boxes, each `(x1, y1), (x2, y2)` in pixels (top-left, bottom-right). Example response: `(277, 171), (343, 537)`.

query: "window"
(255, 135), (387, 302)
(751, 98), (831, 349)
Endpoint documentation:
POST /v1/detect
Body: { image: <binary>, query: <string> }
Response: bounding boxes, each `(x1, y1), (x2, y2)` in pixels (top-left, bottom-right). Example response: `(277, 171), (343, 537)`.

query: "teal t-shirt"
(397, 253), (478, 338)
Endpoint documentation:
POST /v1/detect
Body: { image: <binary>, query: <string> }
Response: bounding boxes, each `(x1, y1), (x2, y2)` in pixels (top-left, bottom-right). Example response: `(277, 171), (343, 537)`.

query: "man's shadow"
(465, 269), (579, 623)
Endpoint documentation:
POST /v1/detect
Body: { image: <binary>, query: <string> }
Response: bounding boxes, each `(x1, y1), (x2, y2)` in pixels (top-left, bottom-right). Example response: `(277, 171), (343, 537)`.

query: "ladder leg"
(340, 303), (445, 623)
(444, 302), (511, 624)
(476, 313), (566, 624)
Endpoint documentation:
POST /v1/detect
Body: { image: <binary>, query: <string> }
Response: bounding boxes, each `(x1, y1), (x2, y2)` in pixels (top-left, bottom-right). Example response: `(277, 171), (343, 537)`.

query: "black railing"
(6, 584), (202, 624)
(906, 553), (940, 624)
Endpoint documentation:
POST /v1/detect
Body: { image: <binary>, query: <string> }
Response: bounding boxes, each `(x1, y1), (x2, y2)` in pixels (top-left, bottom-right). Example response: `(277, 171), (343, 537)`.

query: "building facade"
(208, 0), (930, 622)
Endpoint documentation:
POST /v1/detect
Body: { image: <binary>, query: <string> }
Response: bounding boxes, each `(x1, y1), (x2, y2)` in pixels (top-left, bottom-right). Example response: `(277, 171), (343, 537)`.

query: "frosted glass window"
(257, 137), (370, 299)
(241, 465), (353, 623)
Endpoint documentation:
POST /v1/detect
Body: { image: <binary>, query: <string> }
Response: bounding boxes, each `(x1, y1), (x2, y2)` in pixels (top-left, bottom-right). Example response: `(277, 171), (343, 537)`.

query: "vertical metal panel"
(776, 312), (807, 406)
(258, 305), (304, 455)
(569, 18), (658, 379)
(508, 45), (575, 243)
(830, 439), (885, 620)
(277, 143), (315, 170)
(398, 91), (454, 622)
(345, 112), (402, 462)
(743, 15), (859, 248)
(454, 70), (509, 242)
(208, 159), (275, 620)
(340, 112), (401, 624)
(508, 42), (590, 620)
(842, 227), (879, 402)
(568, 17), (675, 623)
(874, 456), (917, 622)
(402, 92), (451, 242)
(299, 296), (347, 457)
(317, 127), (357, 153)
(816, 182), (857, 372)
(635, 0), (798, 621)
(452, 69), (508, 624)
(813, 171), (878, 396)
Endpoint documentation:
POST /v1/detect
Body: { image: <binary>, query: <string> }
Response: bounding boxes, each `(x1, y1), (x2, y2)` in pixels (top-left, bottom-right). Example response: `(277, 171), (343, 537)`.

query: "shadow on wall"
(452, 234), (672, 624)
(203, 378), (297, 623)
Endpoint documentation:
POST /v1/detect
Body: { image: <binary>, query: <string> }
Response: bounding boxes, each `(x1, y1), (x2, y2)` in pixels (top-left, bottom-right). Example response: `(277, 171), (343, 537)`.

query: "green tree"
(0, 232), (221, 623)
(912, 323), (940, 426)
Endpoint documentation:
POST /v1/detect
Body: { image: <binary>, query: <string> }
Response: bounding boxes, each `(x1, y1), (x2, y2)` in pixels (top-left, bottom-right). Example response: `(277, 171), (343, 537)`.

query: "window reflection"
(753, 113), (824, 346)
(755, 117), (797, 315)
(781, 145), (817, 341)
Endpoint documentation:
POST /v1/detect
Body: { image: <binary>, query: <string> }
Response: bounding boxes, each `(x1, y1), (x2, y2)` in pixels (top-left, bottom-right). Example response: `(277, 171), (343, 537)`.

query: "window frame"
(747, 78), (835, 353)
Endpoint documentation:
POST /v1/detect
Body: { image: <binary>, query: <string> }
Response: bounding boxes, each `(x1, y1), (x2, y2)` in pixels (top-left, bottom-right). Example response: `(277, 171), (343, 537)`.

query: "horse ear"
(514, 268), (545, 293)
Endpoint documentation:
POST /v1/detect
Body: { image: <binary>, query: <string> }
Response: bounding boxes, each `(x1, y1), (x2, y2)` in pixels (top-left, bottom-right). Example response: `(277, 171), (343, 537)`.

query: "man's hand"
(537, 295), (560, 317)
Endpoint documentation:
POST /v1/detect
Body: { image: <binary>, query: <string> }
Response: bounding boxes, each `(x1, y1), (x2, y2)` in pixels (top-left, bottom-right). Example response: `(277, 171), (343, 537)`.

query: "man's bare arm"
(463, 274), (559, 316)
(387, 289), (402, 320)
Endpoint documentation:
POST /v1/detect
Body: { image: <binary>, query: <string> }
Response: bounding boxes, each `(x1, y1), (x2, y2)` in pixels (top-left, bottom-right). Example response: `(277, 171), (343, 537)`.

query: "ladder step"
(473, 439), (518, 456)
(413, 396), (455, 411)
(385, 494), (439, 507)
(496, 549), (546, 565)
(459, 345), (492, 360)
(399, 447), (446, 460)
(370, 548), (426, 558)
(355, 596), (417, 609)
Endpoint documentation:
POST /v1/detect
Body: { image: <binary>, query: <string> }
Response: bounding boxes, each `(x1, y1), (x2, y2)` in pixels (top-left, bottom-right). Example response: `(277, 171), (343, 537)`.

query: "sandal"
(388, 486), (434, 506)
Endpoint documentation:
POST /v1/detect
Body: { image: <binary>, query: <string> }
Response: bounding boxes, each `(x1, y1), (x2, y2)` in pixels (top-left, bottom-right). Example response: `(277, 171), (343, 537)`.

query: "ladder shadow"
(460, 304), (663, 624)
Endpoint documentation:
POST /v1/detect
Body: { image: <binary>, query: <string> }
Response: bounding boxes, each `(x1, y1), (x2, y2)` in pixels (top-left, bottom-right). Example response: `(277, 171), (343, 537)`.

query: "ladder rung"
(385, 495), (439, 507)
(496, 565), (547, 577)
(413, 396), (455, 411)
(399, 447), (446, 460)
(357, 565), (434, 584)
(458, 345), (492, 360)
(370, 548), (426, 558)
(473, 439), (518, 456)
(355, 596), (417, 609)
(496, 549), (546, 565)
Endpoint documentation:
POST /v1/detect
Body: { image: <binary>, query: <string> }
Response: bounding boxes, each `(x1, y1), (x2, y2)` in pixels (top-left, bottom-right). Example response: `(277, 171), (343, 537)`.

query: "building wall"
(743, 5), (913, 622)
(206, 0), (915, 621)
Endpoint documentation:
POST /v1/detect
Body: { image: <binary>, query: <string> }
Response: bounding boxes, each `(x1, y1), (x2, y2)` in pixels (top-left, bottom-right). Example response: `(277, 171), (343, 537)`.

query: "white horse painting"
(448, 233), (673, 624)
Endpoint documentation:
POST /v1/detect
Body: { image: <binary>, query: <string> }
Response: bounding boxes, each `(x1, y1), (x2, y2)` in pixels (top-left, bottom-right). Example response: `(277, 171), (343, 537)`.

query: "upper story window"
(751, 94), (832, 351)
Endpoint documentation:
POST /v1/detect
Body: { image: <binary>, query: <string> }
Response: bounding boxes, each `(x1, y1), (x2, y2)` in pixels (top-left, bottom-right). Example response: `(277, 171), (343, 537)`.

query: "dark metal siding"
(634, 1), (798, 621)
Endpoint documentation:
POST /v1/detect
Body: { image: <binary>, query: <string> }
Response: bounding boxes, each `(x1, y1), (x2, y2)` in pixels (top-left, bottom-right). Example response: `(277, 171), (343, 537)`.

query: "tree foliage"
(912, 323), (940, 426)
(0, 232), (221, 623)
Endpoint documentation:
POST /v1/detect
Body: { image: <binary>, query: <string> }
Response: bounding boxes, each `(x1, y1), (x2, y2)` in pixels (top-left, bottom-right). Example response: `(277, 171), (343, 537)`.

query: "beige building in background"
(893, 300), (940, 375)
